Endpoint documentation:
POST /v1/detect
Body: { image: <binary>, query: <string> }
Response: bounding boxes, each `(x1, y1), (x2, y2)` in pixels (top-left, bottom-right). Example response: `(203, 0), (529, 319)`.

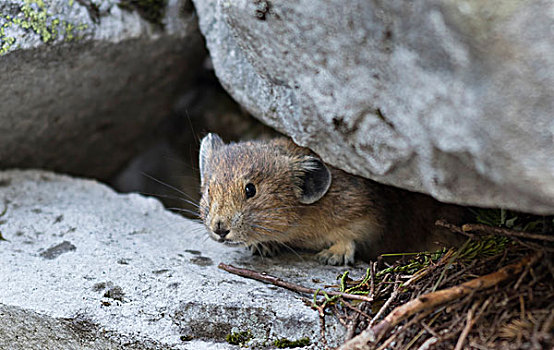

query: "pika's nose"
(213, 221), (230, 239)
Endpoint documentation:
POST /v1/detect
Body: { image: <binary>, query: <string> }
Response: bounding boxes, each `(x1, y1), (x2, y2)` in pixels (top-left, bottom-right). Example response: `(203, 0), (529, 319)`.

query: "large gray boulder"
(192, 0), (554, 214)
(0, 0), (205, 180)
(0, 170), (361, 348)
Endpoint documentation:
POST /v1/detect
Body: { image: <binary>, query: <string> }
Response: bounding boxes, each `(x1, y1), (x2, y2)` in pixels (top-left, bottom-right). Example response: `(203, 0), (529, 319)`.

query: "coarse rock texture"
(192, 0), (554, 214)
(0, 169), (364, 349)
(0, 0), (205, 180)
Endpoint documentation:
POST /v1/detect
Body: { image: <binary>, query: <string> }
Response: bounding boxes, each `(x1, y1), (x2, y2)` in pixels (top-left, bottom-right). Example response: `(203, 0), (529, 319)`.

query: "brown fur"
(199, 135), (466, 265)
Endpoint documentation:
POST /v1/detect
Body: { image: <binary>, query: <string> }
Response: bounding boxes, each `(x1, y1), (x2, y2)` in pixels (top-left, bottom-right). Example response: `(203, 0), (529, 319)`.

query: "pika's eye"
(245, 183), (256, 199)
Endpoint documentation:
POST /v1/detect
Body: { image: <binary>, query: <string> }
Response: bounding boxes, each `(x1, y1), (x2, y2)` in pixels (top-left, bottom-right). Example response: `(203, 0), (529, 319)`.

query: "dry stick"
(403, 249), (455, 288)
(218, 263), (374, 303)
(461, 223), (554, 242)
(420, 321), (440, 339)
(320, 314), (329, 350)
(344, 311), (362, 341)
(438, 220), (554, 252)
(368, 277), (401, 327)
(511, 235), (554, 252)
(375, 309), (435, 350)
(541, 309), (554, 334)
(343, 299), (371, 341)
(416, 337), (439, 350)
(454, 302), (479, 350)
(338, 251), (543, 350)
(435, 220), (474, 238)
(369, 262), (376, 297)
(341, 298), (372, 320)
(332, 304), (349, 327)
(514, 264), (531, 290)
(313, 303), (329, 350)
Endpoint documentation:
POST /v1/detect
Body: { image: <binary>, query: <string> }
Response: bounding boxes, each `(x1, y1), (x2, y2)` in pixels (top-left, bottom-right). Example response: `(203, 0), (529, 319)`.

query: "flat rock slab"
(0, 170), (366, 349)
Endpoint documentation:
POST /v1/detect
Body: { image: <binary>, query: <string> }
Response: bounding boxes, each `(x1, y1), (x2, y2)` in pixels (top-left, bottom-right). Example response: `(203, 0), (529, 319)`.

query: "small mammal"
(199, 133), (465, 265)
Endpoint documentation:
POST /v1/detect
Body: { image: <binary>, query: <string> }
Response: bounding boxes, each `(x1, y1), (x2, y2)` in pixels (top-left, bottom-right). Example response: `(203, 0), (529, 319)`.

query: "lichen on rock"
(0, 0), (90, 55)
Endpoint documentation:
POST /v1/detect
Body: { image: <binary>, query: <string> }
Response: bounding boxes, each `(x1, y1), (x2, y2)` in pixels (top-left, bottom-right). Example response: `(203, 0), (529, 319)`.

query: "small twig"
(338, 251), (543, 350)
(344, 301), (371, 341)
(314, 304), (329, 349)
(509, 235), (554, 252)
(341, 298), (371, 319)
(435, 219), (474, 238)
(420, 321), (440, 339)
(519, 295), (526, 321)
(434, 259), (479, 289)
(416, 336), (439, 350)
(432, 239), (472, 292)
(339, 279), (401, 350)
(342, 300), (365, 341)
(369, 262), (375, 297)
(403, 249), (455, 287)
(454, 302), (479, 350)
(404, 309), (443, 349)
(345, 311), (362, 341)
(375, 309), (435, 350)
(404, 328), (427, 349)
(541, 309), (554, 334)
(332, 304), (348, 327)
(369, 277), (401, 327)
(462, 223), (554, 242)
(218, 263), (374, 302)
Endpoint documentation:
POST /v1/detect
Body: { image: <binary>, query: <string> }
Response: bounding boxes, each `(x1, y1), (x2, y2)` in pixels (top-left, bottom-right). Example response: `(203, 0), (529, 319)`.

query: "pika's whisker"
(277, 241), (304, 261)
(139, 192), (201, 209)
(166, 207), (201, 218)
(141, 172), (198, 201)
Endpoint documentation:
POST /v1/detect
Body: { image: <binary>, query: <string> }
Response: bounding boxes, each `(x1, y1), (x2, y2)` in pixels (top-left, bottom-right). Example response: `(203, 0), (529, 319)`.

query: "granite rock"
(0, 170), (364, 348)
(0, 0), (205, 180)
(192, 0), (554, 214)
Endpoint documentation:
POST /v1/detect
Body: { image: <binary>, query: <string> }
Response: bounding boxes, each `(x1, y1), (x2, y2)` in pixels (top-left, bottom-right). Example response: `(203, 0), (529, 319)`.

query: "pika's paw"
(249, 242), (281, 257)
(316, 241), (356, 265)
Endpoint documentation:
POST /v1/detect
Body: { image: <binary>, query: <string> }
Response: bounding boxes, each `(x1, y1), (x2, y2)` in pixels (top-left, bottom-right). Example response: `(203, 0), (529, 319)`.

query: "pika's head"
(198, 133), (331, 246)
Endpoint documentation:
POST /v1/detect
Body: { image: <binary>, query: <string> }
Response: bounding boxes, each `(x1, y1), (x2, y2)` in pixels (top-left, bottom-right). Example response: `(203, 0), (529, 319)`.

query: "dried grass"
(319, 211), (554, 349)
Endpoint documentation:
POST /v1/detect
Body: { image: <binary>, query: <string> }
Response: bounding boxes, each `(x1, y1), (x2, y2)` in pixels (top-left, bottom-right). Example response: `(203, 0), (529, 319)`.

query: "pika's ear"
(199, 133), (224, 183)
(298, 157), (332, 204)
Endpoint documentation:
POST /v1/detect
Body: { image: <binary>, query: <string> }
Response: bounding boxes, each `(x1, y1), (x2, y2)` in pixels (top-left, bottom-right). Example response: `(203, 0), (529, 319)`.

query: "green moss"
(118, 0), (166, 26)
(0, 0), (88, 55)
(225, 330), (252, 346)
(273, 337), (311, 348)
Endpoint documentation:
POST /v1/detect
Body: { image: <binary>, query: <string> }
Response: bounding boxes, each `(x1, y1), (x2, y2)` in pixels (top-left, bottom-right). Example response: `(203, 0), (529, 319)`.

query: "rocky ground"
(0, 169), (370, 349)
(1, 1), (552, 349)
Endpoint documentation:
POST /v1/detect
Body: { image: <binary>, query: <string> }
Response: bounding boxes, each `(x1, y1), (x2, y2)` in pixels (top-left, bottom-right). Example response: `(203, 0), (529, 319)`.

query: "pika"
(199, 133), (465, 265)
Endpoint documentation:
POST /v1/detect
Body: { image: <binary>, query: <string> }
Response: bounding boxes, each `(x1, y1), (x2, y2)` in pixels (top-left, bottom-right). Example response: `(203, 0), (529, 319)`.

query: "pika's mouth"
(221, 240), (242, 247)
(208, 232), (243, 246)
